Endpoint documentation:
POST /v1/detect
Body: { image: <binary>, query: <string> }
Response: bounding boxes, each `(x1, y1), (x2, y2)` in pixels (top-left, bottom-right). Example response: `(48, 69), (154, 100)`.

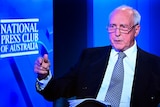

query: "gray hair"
(109, 5), (141, 25)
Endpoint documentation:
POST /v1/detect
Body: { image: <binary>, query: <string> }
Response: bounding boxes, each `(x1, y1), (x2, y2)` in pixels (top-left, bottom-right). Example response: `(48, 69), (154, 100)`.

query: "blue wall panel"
(0, 0), (53, 107)
(92, 0), (160, 56)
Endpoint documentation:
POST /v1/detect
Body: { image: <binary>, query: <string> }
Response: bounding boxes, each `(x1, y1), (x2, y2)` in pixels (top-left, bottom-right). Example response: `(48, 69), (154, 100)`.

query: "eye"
(120, 24), (128, 28)
(120, 24), (129, 30)
(109, 24), (116, 28)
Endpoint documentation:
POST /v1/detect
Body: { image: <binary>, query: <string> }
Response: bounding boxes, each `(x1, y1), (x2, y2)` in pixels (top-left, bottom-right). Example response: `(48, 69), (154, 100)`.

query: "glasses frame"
(107, 24), (138, 34)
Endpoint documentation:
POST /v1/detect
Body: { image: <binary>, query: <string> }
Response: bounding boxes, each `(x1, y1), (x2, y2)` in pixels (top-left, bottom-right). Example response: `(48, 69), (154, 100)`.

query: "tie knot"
(118, 52), (126, 59)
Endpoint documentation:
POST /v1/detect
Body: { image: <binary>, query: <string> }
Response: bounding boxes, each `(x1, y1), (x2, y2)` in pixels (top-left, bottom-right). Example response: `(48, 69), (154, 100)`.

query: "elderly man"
(34, 5), (160, 107)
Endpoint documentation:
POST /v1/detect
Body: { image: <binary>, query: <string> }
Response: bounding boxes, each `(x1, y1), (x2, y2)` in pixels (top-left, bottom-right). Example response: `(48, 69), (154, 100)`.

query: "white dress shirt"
(96, 41), (137, 107)
(36, 70), (52, 91)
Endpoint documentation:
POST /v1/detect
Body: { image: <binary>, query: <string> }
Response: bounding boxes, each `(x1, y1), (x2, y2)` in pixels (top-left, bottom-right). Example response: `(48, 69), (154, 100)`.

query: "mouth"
(114, 39), (122, 43)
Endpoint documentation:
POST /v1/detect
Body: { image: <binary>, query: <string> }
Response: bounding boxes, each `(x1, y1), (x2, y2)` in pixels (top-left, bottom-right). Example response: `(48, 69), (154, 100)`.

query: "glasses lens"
(107, 24), (137, 34)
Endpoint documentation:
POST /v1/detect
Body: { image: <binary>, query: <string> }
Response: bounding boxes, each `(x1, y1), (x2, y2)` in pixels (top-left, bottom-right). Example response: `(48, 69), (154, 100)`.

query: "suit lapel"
(130, 48), (152, 106)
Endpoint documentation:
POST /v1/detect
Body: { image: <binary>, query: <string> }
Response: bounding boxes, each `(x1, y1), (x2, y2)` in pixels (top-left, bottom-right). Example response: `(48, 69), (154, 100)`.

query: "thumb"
(43, 54), (49, 63)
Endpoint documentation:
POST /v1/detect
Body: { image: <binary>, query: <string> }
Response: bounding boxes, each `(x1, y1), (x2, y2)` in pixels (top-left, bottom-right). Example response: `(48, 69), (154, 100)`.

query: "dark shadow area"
(54, 0), (88, 106)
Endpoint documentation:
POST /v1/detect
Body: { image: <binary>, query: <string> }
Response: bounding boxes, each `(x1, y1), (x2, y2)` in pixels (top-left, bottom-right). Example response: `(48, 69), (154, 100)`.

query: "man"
(34, 5), (160, 107)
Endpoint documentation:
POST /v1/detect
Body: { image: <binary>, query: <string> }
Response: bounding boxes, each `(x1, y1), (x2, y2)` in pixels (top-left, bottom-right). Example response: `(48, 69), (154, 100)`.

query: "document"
(68, 98), (111, 107)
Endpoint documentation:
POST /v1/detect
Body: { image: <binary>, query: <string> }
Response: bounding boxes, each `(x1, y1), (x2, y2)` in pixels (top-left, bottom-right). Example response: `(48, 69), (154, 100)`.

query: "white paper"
(68, 98), (111, 107)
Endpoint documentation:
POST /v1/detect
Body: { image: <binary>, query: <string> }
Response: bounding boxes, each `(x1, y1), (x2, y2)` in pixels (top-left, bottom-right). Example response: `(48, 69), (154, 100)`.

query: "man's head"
(107, 5), (141, 51)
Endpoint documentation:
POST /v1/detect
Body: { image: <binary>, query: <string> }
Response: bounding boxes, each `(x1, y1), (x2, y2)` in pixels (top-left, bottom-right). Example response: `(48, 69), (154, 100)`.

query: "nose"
(115, 28), (121, 37)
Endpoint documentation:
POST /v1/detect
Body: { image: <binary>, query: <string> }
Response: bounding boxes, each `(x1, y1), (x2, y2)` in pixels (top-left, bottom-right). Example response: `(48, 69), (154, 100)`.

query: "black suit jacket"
(39, 46), (160, 107)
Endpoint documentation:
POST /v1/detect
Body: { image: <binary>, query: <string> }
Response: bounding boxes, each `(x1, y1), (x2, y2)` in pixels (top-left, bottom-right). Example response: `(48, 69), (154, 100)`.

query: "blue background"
(0, 0), (53, 107)
(90, 0), (160, 56)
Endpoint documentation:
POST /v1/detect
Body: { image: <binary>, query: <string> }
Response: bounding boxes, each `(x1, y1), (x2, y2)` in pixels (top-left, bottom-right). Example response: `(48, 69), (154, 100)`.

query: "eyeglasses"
(107, 24), (138, 34)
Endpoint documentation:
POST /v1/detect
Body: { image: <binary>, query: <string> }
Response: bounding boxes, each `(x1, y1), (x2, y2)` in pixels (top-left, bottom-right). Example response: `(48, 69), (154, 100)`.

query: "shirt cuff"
(36, 70), (52, 91)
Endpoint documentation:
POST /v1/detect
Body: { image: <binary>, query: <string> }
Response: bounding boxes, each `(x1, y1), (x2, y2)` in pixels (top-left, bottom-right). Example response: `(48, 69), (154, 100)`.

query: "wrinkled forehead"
(109, 8), (134, 25)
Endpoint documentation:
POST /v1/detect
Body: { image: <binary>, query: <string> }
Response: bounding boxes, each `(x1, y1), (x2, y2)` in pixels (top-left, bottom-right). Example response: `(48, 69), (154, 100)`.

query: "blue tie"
(105, 52), (126, 107)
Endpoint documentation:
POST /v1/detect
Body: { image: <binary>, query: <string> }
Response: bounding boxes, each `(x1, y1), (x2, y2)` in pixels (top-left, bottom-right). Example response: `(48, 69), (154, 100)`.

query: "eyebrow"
(109, 23), (129, 26)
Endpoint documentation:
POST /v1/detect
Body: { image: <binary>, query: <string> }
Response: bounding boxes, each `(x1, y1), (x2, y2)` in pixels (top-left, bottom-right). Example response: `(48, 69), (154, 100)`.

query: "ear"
(134, 24), (140, 37)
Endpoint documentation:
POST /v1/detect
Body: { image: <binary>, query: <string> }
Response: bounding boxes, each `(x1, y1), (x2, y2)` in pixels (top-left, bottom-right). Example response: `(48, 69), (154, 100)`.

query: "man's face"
(108, 9), (140, 51)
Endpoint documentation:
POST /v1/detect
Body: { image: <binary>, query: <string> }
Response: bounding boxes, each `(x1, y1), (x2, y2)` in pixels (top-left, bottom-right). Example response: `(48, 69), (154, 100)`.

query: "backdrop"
(91, 0), (160, 56)
(0, 0), (53, 107)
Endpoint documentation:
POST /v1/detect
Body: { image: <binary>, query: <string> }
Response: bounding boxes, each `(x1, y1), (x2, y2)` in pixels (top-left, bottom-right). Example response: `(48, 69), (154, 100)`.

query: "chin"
(113, 46), (125, 51)
(112, 43), (125, 50)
